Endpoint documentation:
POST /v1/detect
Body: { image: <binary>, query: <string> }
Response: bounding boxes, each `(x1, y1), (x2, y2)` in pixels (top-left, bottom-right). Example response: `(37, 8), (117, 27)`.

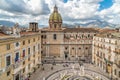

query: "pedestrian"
(51, 66), (53, 70)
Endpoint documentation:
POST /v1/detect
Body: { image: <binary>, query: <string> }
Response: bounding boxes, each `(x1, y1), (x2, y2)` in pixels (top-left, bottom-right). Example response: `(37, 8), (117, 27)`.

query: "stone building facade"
(0, 24), (41, 80)
(41, 5), (99, 62)
(92, 33), (120, 80)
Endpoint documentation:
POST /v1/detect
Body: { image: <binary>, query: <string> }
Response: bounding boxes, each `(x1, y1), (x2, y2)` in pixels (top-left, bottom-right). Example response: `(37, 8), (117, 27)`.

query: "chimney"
(29, 22), (38, 32)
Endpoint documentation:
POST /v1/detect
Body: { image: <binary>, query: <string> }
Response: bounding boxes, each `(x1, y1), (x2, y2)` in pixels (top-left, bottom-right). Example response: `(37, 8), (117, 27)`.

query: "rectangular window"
(28, 40), (30, 44)
(33, 46), (35, 53)
(15, 52), (19, 62)
(119, 71), (120, 78)
(23, 41), (25, 45)
(22, 50), (25, 57)
(23, 61), (25, 65)
(6, 56), (11, 66)
(33, 54), (35, 57)
(28, 48), (30, 54)
(28, 58), (30, 61)
(6, 44), (10, 50)
(28, 64), (30, 70)
(53, 34), (57, 40)
(33, 38), (35, 42)
(23, 68), (25, 73)
(114, 69), (116, 75)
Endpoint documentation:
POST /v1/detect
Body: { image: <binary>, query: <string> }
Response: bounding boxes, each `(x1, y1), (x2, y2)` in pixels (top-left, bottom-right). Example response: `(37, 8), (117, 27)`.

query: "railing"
(28, 53), (32, 58)
(21, 56), (27, 62)
(13, 61), (21, 69)
(13, 62), (22, 74)
(5, 64), (13, 71)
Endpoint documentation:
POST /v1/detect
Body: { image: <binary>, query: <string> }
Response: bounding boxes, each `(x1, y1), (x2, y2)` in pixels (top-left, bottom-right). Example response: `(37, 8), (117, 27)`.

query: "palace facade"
(0, 23), (41, 80)
(41, 5), (99, 62)
(92, 32), (120, 80)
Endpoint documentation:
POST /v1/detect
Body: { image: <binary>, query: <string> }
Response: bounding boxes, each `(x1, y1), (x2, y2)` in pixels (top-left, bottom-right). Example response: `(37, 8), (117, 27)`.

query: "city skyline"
(0, 2), (120, 80)
(0, 0), (120, 28)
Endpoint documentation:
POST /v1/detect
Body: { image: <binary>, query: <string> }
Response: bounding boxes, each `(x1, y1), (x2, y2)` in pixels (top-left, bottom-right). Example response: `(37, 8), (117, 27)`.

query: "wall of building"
(41, 31), (95, 62)
(0, 32), (41, 80)
(92, 36), (120, 80)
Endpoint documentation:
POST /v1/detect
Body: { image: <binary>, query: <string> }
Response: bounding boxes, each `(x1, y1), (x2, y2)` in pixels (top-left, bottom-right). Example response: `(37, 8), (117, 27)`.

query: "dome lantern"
(54, 5), (58, 13)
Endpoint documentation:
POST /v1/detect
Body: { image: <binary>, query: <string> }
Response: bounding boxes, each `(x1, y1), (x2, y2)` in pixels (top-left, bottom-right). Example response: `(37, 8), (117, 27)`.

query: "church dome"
(49, 12), (62, 22)
(49, 5), (62, 30)
(49, 5), (62, 22)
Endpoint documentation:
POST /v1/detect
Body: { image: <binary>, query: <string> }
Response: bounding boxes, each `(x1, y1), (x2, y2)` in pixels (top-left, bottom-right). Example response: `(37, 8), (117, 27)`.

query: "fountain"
(79, 66), (85, 76)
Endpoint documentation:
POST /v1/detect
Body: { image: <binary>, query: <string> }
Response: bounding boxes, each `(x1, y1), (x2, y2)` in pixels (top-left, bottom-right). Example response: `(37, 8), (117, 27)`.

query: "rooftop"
(96, 32), (120, 39)
(98, 28), (116, 33)
(0, 31), (40, 41)
(63, 28), (99, 33)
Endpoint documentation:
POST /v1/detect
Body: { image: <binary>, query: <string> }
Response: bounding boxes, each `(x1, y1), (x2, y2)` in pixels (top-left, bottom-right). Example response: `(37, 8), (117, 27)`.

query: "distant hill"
(0, 20), (119, 29)
(63, 19), (117, 29)
(0, 20), (15, 27)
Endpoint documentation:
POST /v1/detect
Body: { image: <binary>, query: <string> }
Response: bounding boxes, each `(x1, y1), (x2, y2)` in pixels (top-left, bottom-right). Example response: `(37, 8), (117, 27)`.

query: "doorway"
(64, 52), (69, 59)
(15, 74), (19, 80)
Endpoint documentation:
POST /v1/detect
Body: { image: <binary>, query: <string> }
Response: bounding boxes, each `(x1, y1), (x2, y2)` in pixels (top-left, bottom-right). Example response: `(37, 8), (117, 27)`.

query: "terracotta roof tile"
(63, 28), (99, 33)
(0, 32), (8, 36)
(98, 29), (116, 33)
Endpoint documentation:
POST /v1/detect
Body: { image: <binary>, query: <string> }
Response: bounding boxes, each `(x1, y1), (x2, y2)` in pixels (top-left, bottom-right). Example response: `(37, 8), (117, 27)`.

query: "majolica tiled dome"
(49, 5), (62, 30)
(49, 5), (62, 22)
(49, 12), (62, 22)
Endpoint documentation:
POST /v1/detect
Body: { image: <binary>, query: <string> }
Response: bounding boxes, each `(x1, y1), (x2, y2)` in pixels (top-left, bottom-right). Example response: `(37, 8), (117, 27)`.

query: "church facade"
(41, 5), (99, 62)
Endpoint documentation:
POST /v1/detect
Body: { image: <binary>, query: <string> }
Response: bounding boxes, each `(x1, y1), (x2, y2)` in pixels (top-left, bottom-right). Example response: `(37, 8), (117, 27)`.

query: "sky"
(0, 0), (120, 27)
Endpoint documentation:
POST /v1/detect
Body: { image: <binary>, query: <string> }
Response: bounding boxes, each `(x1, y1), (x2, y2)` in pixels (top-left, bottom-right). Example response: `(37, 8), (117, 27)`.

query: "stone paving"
(29, 63), (110, 80)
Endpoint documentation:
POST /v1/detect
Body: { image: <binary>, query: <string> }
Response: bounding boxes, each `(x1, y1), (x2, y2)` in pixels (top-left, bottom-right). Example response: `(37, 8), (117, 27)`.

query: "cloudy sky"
(0, 0), (120, 27)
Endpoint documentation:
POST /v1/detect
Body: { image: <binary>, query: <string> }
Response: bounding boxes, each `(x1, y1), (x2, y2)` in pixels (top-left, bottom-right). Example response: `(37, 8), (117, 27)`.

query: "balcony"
(13, 62), (22, 74)
(115, 62), (120, 68)
(5, 64), (13, 71)
(28, 53), (32, 58)
(21, 56), (27, 62)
